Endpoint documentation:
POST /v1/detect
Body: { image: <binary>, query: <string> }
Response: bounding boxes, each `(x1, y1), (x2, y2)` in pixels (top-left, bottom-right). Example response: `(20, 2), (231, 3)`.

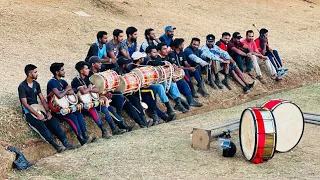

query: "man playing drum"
(47, 63), (94, 146)
(87, 56), (136, 131)
(18, 64), (75, 153)
(71, 61), (126, 137)
(112, 57), (153, 127)
(184, 38), (210, 97)
(146, 43), (189, 113)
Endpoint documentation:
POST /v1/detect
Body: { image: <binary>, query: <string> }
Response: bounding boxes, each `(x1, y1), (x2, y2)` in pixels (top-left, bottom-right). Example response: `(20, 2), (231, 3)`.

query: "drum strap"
(252, 108), (266, 164)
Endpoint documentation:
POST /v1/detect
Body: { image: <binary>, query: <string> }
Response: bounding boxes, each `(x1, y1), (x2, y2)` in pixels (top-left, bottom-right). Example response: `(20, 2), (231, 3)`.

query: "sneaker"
(174, 104), (189, 113)
(214, 80), (224, 89)
(112, 128), (126, 136)
(246, 71), (256, 79)
(243, 87), (251, 94)
(197, 87), (210, 97)
(205, 80), (217, 89)
(277, 70), (287, 77)
(57, 146), (66, 153)
(248, 81), (255, 90)
(257, 76), (266, 84)
(65, 143), (80, 150)
(221, 79), (232, 90)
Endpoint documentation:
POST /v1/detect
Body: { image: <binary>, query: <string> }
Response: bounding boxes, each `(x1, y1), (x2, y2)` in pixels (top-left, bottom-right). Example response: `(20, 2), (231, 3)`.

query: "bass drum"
(262, 99), (304, 152)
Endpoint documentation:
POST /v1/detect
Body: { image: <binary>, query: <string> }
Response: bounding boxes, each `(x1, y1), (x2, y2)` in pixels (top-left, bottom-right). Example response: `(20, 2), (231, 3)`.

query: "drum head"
(89, 74), (106, 94)
(90, 92), (99, 100)
(116, 76), (126, 94)
(239, 109), (257, 161)
(78, 92), (92, 104)
(54, 96), (69, 109)
(271, 102), (304, 152)
(132, 68), (144, 84)
(66, 94), (78, 105)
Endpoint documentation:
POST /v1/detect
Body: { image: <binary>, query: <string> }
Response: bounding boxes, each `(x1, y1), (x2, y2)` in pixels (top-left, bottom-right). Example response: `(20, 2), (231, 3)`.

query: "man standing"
(87, 56), (136, 131)
(201, 34), (231, 90)
(227, 32), (266, 84)
(123, 26), (138, 57)
(241, 30), (281, 81)
(159, 25), (175, 49)
(255, 28), (288, 75)
(139, 28), (161, 52)
(71, 61), (126, 137)
(85, 31), (117, 70)
(47, 63), (93, 146)
(184, 38), (210, 97)
(18, 64), (75, 153)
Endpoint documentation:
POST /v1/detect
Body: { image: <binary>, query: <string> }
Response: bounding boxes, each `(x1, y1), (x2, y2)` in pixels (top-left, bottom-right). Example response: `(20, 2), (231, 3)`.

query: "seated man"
(184, 38), (210, 97)
(87, 56), (136, 131)
(159, 25), (175, 50)
(47, 63), (93, 146)
(112, 58), (153, 127)
(146, 43), (189, 113)
(241, 30), (281, 81)
(123, 26), (138, 57)
(85, 31), (117, 70)
(106, 29), (129, 69)
(216, 32), (255, 93)
(227, 32), (266, 84)
(71, 61), (126, 137)
(255, 28), (288, 75)
(131, 52), (177, 122)
(139, 28), (161, 52)
(200, 34), (231, 90)
(18, 64), (75, 153)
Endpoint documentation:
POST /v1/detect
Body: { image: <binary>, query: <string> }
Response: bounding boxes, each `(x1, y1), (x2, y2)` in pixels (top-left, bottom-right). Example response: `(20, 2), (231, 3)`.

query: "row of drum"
(239, 99), (305, 164)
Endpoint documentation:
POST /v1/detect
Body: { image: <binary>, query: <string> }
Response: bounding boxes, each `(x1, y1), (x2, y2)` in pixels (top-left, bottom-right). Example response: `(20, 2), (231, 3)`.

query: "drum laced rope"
(164, 62), (174, 93)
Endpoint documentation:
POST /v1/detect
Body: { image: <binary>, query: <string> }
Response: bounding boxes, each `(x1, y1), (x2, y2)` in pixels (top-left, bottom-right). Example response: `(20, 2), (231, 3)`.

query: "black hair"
(75, 61), (90, 73)
(246, 30), (254, 36)
(259, 28), (268, 36)
(97, 31), (108, 41)
(50, 62), (64, 76)
(190, 37), (200, 44)
(222, 32), (231, 37)
(24, 64), (37, 76)
(156, 42), (167, 51)
(113, 29), (123, 37)
(146, 45), (157, 54)
(144, 28), (154, 40)
(173, 38), (184, 48)
(126, 26), (137, 38)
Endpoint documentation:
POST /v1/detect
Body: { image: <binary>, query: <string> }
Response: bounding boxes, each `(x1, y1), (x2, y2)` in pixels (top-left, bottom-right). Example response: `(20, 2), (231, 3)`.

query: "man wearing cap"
(216, 32), (255, 93)
(122, 26), (138, 57)
(184, 38), (210, 97)
(201, 34), (232, 90)
(241, 30), (282, 81)
(85, 31), (117, 71)
(87, 56), (138, 130)
(130, 52), (177, 124)
(159, 25), (176, 49)
(146, 43), (190, 113)
(139, 28), (161, 52)
(227, 32), (266, 84)
(112, 57), (153, 127)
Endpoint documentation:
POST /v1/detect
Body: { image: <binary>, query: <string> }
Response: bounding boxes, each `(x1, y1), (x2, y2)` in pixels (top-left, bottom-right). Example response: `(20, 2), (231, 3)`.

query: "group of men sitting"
(18, 25), (288, 152)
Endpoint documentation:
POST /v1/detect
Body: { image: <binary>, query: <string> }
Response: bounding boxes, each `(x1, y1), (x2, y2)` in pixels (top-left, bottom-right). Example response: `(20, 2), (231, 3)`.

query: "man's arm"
(200, 46), (224, 63)
(20, 98), (45, 120)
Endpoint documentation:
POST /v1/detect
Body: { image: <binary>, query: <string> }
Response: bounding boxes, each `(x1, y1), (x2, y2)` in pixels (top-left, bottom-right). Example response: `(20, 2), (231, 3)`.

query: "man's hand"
(111, 58), (118, 64)
(200, 60), (209, 67)
(46, 112), (52, 120)
(189, 67), (196, 72)
(221, 60), (230, 64)
(36, 113), (45, 121)
(247, 53), (252, 60)
(261, 56), (268, 60)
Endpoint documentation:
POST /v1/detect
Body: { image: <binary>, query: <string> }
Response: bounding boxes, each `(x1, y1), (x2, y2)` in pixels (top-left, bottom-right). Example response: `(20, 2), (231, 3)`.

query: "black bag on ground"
(7, 146), (32, 170)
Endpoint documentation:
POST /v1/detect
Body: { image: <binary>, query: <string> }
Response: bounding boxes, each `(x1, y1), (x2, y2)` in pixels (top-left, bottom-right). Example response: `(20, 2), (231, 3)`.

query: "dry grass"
(8, 84), (320, 179)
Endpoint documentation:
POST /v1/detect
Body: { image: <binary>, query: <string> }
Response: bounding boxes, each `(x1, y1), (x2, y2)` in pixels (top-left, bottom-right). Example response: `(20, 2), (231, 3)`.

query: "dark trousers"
(122, 95), (146, 125)
(95, 105), (118, 131)
(25, 113), (67, 144)
(53, 111), (87, 136)
(234, 54), (253, 72)
(110, 91), (125, 115)
(184, 68), (202, 87)
(83, 108), (103, 127)
(141, 89), (166, 118)
(266, 50), (283, 70)
(176, 80), (192, 97)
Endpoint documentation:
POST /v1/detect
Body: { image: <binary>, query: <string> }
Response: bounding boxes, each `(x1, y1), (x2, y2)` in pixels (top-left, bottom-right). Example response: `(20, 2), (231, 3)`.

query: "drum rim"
(239, 108), (258, 161)
(262, 100), (304, 153)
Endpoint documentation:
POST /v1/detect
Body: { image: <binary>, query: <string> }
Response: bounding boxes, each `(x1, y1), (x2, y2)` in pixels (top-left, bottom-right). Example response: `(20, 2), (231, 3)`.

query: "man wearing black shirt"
(18, 64), (74, 153)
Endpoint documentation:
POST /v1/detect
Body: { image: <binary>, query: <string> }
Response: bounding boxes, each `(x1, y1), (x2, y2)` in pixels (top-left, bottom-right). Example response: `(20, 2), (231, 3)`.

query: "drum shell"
(173, 68), (185, 81)
(77, 91), (92, 104)
(131, 66), (159, 86)
(116, 73), (141, 94)
(89, 70), (120, 94)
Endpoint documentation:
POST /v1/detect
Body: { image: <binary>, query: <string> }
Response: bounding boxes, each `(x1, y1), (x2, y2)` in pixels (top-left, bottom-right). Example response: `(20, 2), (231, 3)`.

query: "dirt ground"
(1, 0), (320, 178)
(8, 84), (320, 179)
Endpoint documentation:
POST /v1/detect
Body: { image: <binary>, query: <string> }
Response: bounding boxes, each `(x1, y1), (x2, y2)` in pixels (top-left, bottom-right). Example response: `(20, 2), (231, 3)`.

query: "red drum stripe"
(252, 108), (266, 164)
(263, 99), (282, 110)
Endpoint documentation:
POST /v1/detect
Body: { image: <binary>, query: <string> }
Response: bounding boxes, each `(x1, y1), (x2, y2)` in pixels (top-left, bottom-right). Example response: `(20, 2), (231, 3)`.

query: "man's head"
(24, 64), (38, 80)
(164, 25), (176, 38)
(126, 26), (138, 42)
(131, 52), (146, 64)
(75, 61), (90, 77)
(117, 57), (133, 69)
(190, 38), (201, 51)
(246, 30), (255, 42)
(173, 38), (184, 51)
(145, 28), (156, 41)
(206, 34), (215, 48)
(97, 31), (108, 44)
(113, 29), (124, 42)
(259, 28), (268, 39)
(156, 42), (168, 56)
(88, 56), (102, 71)
(221, 32), (231, 43)
(232, 32), (242, 44)
(146, 45), (158, 59)
(50, 62), (65, 78)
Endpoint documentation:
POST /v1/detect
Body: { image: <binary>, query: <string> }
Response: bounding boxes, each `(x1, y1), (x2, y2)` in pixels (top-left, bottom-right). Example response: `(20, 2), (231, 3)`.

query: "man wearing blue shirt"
(123, 26), (138, 57)
(159, 25), (175, 49)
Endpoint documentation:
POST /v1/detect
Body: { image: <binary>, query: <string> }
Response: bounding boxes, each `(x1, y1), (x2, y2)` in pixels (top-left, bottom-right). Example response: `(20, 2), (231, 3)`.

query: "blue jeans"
(149, 84), (169, 103)
(83, 108), (103, 126)
(184, 68), (202, 87)
(234, 54), (253, 73)
(110, 91), (125, 115)
(95, 105), (117, 131)
(176, 80), (192, 97)
(167, 82), (181, 99)
(266, 50), (283, 70)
